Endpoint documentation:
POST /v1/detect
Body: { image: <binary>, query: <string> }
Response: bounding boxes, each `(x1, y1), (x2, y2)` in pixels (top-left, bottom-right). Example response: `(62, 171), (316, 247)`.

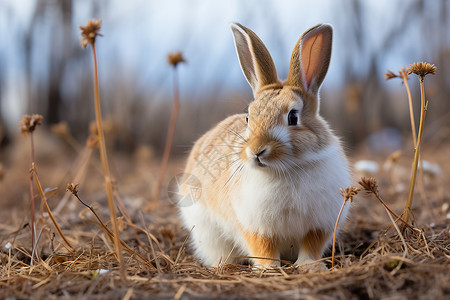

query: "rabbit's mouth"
(246, 147), (269, 168)
(255, 157), (267, 168)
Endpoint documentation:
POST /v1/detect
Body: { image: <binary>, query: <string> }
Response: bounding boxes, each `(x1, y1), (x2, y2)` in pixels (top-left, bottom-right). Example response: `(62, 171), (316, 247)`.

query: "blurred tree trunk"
(0, 60), (8, 147)
(47, 0), (73, 124)
(24, 0), (74, 124)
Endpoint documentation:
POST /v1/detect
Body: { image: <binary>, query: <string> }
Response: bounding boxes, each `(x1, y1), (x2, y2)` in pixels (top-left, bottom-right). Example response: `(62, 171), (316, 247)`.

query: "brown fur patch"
(301, 229), (329, 260)
(243, 231), (278, 266)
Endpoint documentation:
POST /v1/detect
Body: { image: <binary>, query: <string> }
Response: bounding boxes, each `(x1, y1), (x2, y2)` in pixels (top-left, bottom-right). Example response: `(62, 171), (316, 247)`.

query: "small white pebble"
(446, 213), (450, 219)
(4, 242), (12, 250)
(98, 269), (109, 275)
(429, 223), (435, 228)
(442, 203), (449, 213)
(354, 160), (379, 174)
(420, 160), (441, 177)
(395, 183), (406, 193)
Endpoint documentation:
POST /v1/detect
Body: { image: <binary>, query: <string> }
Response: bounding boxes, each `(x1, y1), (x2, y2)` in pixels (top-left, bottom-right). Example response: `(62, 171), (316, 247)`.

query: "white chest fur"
(232, 143), (351, 240)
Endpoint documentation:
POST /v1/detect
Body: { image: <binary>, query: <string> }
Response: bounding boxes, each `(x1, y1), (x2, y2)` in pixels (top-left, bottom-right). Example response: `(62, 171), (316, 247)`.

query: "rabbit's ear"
(287, 24), (332, 94)
(231, 23), (278, 95)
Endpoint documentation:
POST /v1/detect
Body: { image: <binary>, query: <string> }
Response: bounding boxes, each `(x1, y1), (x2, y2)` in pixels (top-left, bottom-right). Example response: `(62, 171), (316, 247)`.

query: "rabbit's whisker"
(223, 163), (244, 189)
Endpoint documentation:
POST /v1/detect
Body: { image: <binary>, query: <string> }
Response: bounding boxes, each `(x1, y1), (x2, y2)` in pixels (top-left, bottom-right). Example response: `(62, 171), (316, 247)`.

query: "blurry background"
(1, 0), (449, 156)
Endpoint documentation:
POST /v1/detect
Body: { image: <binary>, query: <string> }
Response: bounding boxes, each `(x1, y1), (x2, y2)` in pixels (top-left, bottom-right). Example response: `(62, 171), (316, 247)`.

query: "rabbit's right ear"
(230, 23), (279, 95)
(287, 24), (333, 95)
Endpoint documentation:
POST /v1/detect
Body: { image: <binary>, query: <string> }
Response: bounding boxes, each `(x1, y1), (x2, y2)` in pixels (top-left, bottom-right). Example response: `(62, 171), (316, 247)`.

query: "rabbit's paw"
(294, 259), (328, 273)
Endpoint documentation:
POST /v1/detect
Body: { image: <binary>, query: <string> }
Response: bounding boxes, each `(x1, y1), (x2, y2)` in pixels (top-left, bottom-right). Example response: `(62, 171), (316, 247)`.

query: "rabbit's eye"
(246, 115), (249, 123)
(288, 110), (299, 126)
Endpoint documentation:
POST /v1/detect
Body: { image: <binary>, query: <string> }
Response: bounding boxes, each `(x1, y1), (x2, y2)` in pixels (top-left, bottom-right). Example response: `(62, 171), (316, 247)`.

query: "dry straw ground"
(0, 140), (449, 299)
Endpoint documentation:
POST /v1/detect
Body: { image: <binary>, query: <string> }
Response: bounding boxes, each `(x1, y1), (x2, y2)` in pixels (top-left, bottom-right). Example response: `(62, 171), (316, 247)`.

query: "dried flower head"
(407, 62), (436, 79)
(398, 67), (409, 80)
(339, 186), (360, 203)
(67, 183), (79, 197)
(167, 51), (186, 67)
(358, 177), (379, 197)
(79, 19), (103, 49)
(384, 70), (399, 81)
(19, 114), (43, 135)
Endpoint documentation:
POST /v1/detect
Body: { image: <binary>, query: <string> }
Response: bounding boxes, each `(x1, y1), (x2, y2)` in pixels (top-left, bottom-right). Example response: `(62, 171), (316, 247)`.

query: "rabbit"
(177, 23), (351, 269)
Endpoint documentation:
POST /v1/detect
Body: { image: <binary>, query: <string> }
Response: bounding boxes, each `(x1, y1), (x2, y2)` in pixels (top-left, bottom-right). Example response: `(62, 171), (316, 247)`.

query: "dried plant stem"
(403, 78), (427, 226)
(29, 133), (36, 249)
(402, 73), (428, 213)
(54, 148), (93, 214)
(153, 67), (180, 204)
(90, 44), (125, 277)
(373, 193), (415, 232)
(174, 225), (194, 266)
(69, 189), (156, 270)
(113, 189), (143, 246)
(32, 163), (74, 250)
(30, 224), (47, 266)
(402, 76), (416, 146)
(331, 199), (348, 268)
(384, 206), (408, 259)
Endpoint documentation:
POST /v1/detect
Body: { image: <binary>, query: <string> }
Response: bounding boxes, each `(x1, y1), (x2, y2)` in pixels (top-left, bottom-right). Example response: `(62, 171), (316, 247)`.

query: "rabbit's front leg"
(242, 231), (280, 268)
(295, 229), (330, 271)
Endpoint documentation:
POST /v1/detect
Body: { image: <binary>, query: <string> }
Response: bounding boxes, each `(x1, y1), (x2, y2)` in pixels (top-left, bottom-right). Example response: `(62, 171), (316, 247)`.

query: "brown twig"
(174, 225), (194, 266)
(152, 52), (185, 206)
(29, 133), (36, 249)
(19, 114), (43, 249)
(79, 19), (125, 279)
(332, 187), (359, 268)
(399, 68), (416, 146)
(66, 184), (156, 270)
(358, 177), (416, 231)
(403, 62), (436, 227)
(32, 164), (74, 250)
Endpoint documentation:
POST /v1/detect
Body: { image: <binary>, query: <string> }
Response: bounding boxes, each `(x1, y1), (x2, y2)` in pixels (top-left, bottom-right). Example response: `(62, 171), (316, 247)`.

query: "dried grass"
(0, 144), (449, 299)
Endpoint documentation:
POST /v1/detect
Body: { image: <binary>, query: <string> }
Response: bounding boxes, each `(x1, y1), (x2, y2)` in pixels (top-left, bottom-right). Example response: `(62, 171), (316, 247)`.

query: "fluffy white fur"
(179, 141), (350, 265)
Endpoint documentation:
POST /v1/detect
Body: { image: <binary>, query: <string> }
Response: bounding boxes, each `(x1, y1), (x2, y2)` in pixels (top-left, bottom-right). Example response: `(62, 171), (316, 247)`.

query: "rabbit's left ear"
(231, 23), (279, 96)
(287, 24), (333, 95)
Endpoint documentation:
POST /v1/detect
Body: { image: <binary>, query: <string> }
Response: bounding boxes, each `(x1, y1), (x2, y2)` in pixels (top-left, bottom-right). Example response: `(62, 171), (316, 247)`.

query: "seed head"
(384, 70), (399, 81)
(339, 186), (360, 203)
(67, 183), (79, 197)
(407, 62), (436, 80)
(79, 19), (103, 49)
(167, 51), (186, 67)
(358, 177), (379, 197)
(398, 67), (409, 80)
(19, 114), (43, 135)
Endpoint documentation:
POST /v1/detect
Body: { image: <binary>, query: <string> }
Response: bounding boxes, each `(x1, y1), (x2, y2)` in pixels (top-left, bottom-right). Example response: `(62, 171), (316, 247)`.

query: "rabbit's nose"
(246, 146), (271, 167)
(247, 146), (270, 158)
(256, 148), (267, 157)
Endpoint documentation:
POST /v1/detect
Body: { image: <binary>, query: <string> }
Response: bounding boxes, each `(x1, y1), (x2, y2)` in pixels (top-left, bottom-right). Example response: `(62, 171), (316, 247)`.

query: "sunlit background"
(1, 0), (449, 155)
